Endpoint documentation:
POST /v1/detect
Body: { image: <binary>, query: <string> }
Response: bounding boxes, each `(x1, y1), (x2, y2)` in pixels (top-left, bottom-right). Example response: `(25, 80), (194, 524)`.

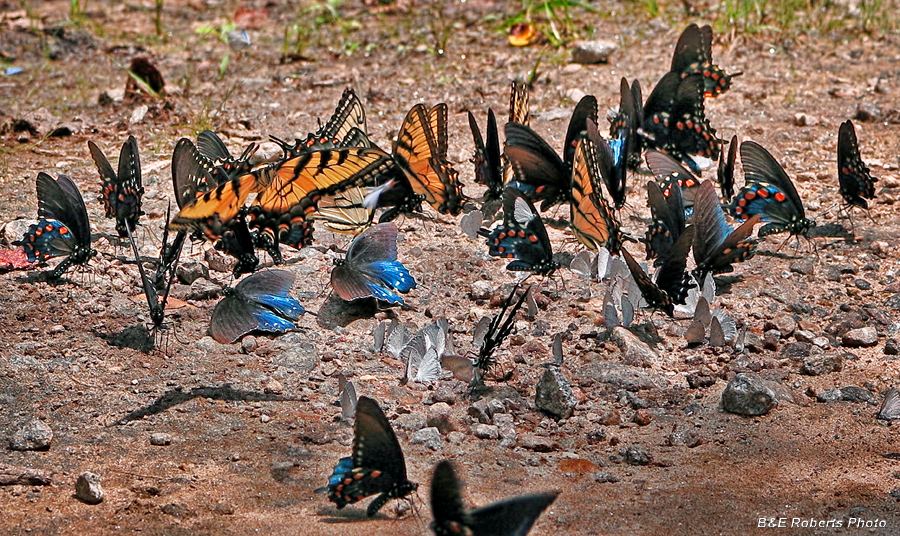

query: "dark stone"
(686, 373), (717, 389)
(885, 338), (900, 356)
(790, 259), (815, 275)
(885, 293), (900, 311)
(816, 389), (843, 403)
(721, 373), (777, 416)
(763, 329), (780, 350)
(822, 265), (842, 282)
(594, 471), (620, 483)
(9, 419), (53, 451)
(800, 353), (843, 376)
(744, 331), (764, 353)
(855, 279), (872, 290)
(781, 342), (811, 359)
(841, 386), (878, 405)
(622, 445), (652, 466)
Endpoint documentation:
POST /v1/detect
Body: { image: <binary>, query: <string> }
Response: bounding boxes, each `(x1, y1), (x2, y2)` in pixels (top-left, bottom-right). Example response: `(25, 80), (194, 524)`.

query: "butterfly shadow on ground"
(95, 324), (155, 353)
(112, 384), (293, 425)
(316, 294), (386, 330)
(316, 505), (402, 523)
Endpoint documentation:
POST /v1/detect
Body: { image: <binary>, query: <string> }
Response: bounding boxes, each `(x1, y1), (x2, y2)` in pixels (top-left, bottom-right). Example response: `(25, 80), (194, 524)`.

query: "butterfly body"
(90, 136), (144, 238)
(318, 396), (417, 516)
(15, 173), (95, 279)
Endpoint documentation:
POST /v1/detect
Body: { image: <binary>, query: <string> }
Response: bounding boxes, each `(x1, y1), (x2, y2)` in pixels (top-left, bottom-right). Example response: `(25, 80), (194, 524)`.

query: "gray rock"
(194, 336), (223, 353)
(431, 385), (458, 405)
(721, 373), (777, 416)
(576, 362), (667, 392)
(855, 279), (872, 290)
(7, 354), (42, 369)
(473, 424), (499, 440)
(468, 398), (499, 424)
(187, 277), (222, 301)
(75, 472), (104, 504)
(535, 366), (577, 419)
(623, 445), (652, 466)
(816, 389), (843, 403)
(790, 259), (815, 275)
(409, 427), (442, 450)
(205, 249), (234, 273)
(781, 342), (811, 359)
(426, 402), (456, 434)
(470, 281), (493, 301)
(842, 327), (878, 347)
(794, 330), (816, 343)
(877, 389), (900, 420)
(394, 413), (427, 432)
(571, 40), (616, 64)
(885, 338), (900, 356)
(241, 336), (257, 354)
(800, 354), (843, 376)
(150, 433), (173, 446)
(885, 294), (900, 311)
(519, 434), (557, 452)
(10, 419), (53, 451)
(763, 329), (781, 350)
(494, 413), (517, 447)
(176, 262), (208, 285)
(611, 326), (657, 366)
(447, 431), (465, 444)
(594, 471), (620, 483)
(841, 386), (878, 405)
(812, 336), (831, 349)
(272, 342), (317, 371)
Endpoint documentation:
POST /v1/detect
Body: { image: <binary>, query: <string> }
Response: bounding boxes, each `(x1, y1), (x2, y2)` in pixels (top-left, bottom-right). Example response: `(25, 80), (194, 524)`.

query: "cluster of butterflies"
(12, 23), (880, 351)
(458, 24), (878, 321)
(318, 394), (558, 535)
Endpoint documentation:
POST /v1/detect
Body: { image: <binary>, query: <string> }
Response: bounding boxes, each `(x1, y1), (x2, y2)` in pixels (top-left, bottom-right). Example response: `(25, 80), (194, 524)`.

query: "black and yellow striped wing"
(392, 103), (465, 216)
(570, 137), (625, 254)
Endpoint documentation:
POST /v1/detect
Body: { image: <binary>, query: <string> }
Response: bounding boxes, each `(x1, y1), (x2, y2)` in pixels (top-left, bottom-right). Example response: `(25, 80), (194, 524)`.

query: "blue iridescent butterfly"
(691, 180), (760, 281)
(482, 187), (558, 276)
(208, 269), (305, 344)
(430, 460), (558, 536)
(89, 136), (144, 239)
(317, 396), (418, 517)
(330, 222), (416, 308)
(730, 141), (815, 237)
(601, 78), (642, 207)
(15, 172), (95, 279)
(837, 120), (878, 212)
(505, 95), (597, 210)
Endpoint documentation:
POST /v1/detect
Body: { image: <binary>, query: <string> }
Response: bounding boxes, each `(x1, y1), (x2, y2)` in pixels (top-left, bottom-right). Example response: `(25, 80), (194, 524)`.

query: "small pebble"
(149, 433), (173, 446)
(75, 472), (104, 504)
(10, 419), (53, 451)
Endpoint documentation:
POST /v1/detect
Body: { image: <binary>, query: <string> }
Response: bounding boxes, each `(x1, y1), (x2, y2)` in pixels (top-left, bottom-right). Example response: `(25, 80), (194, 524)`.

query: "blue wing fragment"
(368, 261), (416, 293)
(251, 294), (305, 321)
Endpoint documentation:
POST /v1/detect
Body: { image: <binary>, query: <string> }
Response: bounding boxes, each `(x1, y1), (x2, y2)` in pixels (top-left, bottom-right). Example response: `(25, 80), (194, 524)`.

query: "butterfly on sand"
(208, 269), (306, 344)
(330, 222), (417, 309)
(730, 140), (815, 238)
(569, 134), (626, 254)
(482, 188), (558, 276)
(718, 134), (738, 202)
(644, 179), (686, 265)
(123, 218), (179, 343)
(837, 120), (878, 213)
(621, 228), (695, 318)
(430, 460), (558, 536)
(15, 173), (96, 279)
(317, 396), (418, 517)
(89, 136), (144, 239)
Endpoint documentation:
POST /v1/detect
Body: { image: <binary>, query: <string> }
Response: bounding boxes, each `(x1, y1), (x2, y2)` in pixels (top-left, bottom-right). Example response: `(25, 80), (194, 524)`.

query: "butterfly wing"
(562, 95), (598, 169)
(837, 120), (877, 209)
(469, 109), (504, 203)
(392, 103), (464, 215)
(317, 87), (368, 143)
(332, 223), (415, 305)
(692, 180), (759, 279)
(504, 122), (570, 210)
(570, 136), (624, 253)
(654, 226), (696, 308)
(645, 179), (685, 264)
(429, 461), (471, 535)
(36, 172), (91, 248)
(234, 269), (304, 320)
(486, 188), (556, 274)
(718, 135), (738, 202)
(468, 492), (559, 536)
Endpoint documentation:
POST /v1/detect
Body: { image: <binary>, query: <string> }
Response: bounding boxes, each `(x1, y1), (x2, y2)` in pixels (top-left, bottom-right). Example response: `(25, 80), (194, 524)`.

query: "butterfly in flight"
(430, 460), (558, 536)
(15, 172), (95, 279)
(317, 396), (418, 517)
(330, 222), (417, 309)
(208, 269), (306, 344)
(89, 136), (144, 239)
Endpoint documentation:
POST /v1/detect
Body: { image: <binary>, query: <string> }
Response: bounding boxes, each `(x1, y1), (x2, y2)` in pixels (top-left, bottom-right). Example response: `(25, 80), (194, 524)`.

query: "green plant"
(155, 0), (163, 37)
(195, 22), (239, 79)
(505, 0), (603, 47)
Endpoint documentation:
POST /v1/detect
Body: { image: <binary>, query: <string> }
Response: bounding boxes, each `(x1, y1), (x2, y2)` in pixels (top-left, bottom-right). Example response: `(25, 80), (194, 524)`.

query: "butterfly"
(837, 120), (878, 212)
(483, 188), (558, 276)
(718, 134), (738, 202)
(602, 78), (642, 204)
(468, 108), (504, 214)
(473, 284), (527, 380)
(330, 222), (417, 308)
(505, 95), (598, 211)
(214, 214), (260, 276)
(641, 72), (720, 171)
(645, 149), (700, 215)
(692, 180), (760, 281)
(399, 324), (446, 384)
(383, 103), (465, 218)
(317, 396), (418, 517)
(309, 185), (377, 235)
(208, 269), (305, 344)
(621, 228), (696, 318)
(644, 179), (685, 265)
(195, 130), (259, 182)
(569, 135), (626, 254)
(123, 218), (179, 341)
(729, 141), (815, 237)
(15, 173), (95, 279)
(670, 24), (741, 98)
(89, 136), (144, 239)
(430, 460), (558, 536)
